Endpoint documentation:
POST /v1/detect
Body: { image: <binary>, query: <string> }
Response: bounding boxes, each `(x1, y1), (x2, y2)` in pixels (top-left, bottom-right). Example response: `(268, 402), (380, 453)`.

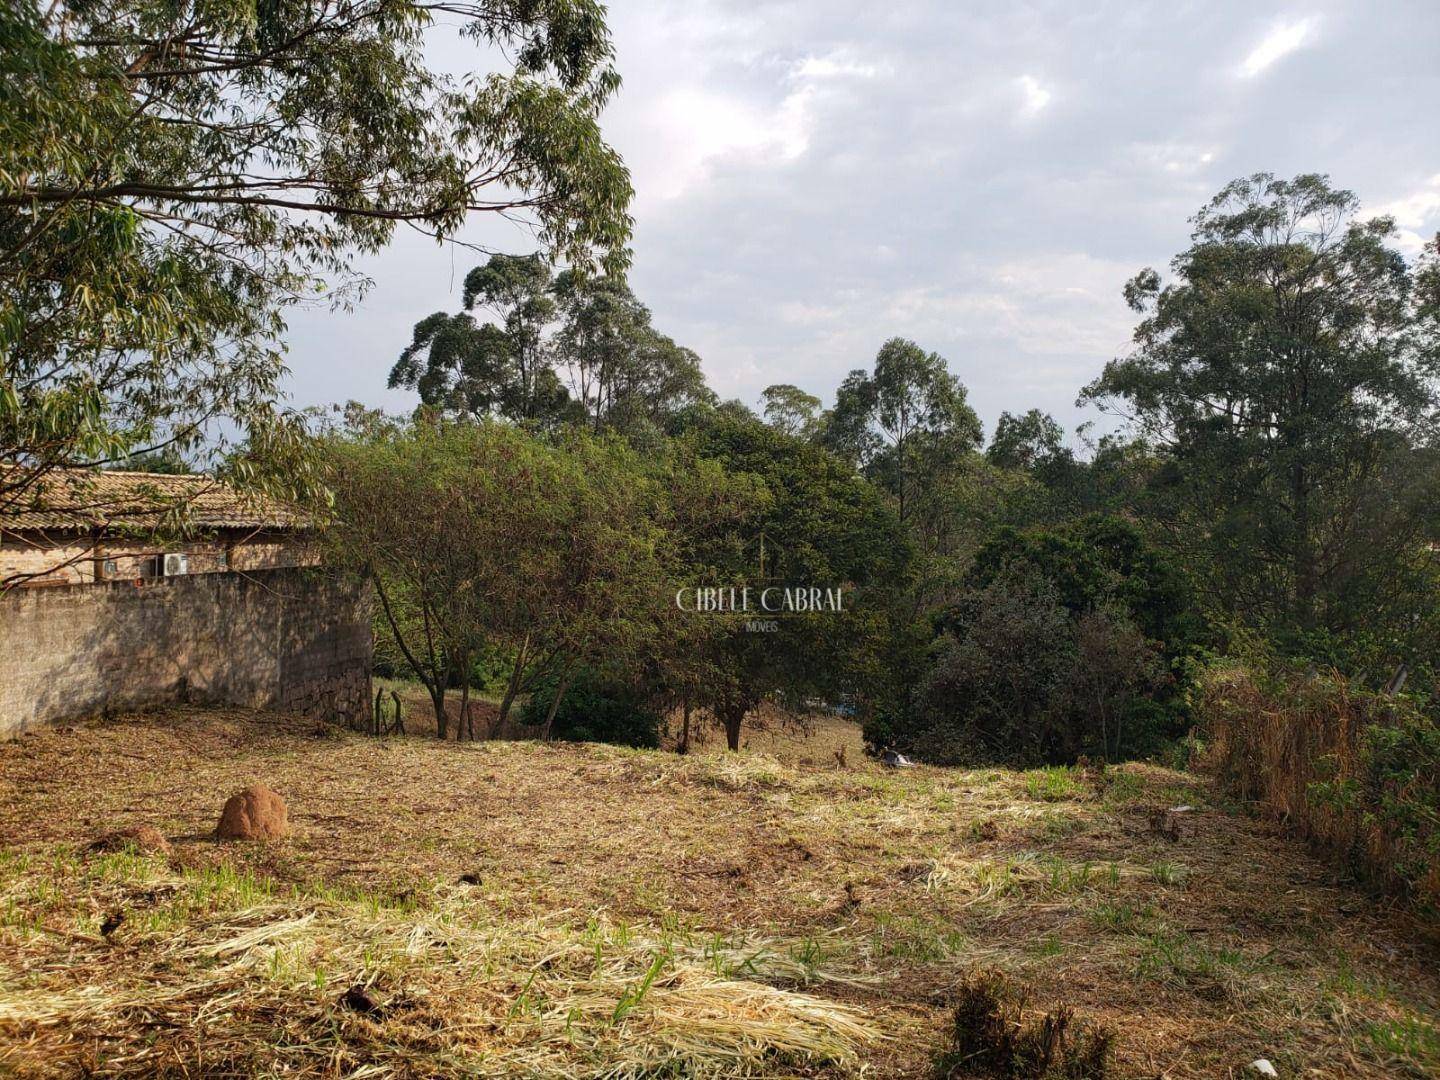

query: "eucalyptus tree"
(987, 409), (1066, 471)
(1, 1), (631, 520)
(388, 255), (575, 426)
(824, 338), (982, 522)
(552, 272), (713, 439)
(1083, 173), (1440, 639)
(761, 383), (822, 438)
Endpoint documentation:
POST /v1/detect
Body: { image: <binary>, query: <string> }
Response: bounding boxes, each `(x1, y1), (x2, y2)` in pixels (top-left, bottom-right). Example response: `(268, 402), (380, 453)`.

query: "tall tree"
(388, 255), (574, 424)
(824, 338), (982, 521)
(1, 1), (630, 523)
(1083, 174), (1440, 638)
(761, 384), (822, 438)
(552, 272), (713, 438)
(987, 409), (1065, 471)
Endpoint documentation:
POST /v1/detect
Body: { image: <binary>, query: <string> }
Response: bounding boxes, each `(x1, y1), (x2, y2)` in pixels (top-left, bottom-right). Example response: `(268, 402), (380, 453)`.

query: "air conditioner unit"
(162, 553), (189, 577)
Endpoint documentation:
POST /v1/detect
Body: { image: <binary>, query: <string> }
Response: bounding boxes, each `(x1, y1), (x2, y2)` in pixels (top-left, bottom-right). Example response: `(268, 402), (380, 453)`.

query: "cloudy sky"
(282, 0), (1440, 441)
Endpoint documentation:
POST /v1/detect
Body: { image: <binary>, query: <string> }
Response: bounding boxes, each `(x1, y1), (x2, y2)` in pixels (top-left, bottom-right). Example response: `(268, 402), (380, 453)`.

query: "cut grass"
(0, 849), (879, 1077)
(0, 707), (1437, 1077)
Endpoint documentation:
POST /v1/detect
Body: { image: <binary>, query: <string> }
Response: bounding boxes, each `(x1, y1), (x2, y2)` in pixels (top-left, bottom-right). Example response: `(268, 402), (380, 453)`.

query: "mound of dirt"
(216, 783), (288, 841)
(89, 824), (171, 856)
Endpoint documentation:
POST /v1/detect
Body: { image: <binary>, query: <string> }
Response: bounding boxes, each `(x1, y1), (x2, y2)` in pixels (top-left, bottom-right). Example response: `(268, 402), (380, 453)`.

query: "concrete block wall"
(0, 567), (370, 738)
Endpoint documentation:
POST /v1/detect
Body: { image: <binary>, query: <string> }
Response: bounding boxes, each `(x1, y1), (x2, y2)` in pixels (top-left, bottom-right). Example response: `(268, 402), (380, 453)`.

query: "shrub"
(521, 668), (662, 749)
(903, 575), (1078, 765)
(879, 515), (1196, 766)
(1199, 662), (1440, 907)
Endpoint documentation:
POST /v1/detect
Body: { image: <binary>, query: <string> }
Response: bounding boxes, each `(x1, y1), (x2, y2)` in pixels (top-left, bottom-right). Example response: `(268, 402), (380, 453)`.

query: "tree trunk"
(497, 633), (531, 727)
(540, 666), (578, 741)
(721, 703), (746, 752)
(429, 683), (448, 740)
(677, 700), (692, 755)
(458, 664), (472, 742)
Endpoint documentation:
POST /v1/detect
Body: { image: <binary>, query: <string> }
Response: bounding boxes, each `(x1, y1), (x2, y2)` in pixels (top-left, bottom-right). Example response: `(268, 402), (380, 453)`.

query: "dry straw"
(0, 851), (880, 1077)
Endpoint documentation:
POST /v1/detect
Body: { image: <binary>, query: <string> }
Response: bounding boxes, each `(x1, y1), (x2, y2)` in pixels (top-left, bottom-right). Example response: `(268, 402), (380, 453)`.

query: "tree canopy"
(1083, 173), (1440, 639)
(824, 338), (982, 521)
(1, 0), (631, 519)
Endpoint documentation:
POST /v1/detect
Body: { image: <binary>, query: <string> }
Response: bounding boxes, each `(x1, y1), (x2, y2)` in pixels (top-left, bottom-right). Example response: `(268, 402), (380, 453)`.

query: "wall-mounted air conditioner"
(162, 553), (189, 577)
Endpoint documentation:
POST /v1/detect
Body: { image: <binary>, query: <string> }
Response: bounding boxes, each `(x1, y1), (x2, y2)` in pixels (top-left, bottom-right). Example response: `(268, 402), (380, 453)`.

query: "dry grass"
(1200, 664), (1440, 905)
(0, 706), (1438, 1077)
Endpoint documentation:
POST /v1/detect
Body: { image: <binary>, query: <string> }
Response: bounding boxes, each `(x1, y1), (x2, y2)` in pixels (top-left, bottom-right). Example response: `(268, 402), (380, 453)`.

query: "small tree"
(677, 409), (911, 750)
(322, 415), (680, 740)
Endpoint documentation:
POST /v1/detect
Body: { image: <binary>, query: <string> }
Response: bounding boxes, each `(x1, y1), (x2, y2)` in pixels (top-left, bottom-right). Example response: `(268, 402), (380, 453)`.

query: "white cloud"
(645, 84), (812, 200)
(636, 48), (885, 201)
(1128, 141), (1221, 176)
(778, 300), (842, 325)
(876, 254), (1137, 358)
(1016, 75), (1051, 119)
(1239, 17), (1318, 78)
(1363, 174), (1440, 254)
(793, 51), (882, 81)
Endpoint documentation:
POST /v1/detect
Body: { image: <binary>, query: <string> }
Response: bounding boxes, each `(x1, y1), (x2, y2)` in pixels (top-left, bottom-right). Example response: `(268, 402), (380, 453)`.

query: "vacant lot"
(0, 708), (1437, 1077)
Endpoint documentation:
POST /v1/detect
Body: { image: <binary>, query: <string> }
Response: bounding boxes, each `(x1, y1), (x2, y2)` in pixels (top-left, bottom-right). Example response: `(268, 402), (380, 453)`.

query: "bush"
(1200, 662), (1440, 907)
(875, 516), (1199, 766)
(905, 575), (1078, 765)
(521, 668), (662, 749)
(898, 576), (1167, 766)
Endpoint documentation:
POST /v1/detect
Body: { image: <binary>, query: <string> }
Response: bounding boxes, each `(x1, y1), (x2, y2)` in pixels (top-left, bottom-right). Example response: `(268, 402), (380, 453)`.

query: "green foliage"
(389, 255), (574, 426)
(552, 272), (715, 441)
(675, 406), (914, 747)
(880, 517), (1202, 765)
(321, 416), (671, 737)
(1083, 173), (1440, 652)
(2, 0), (630, 536)
(967, 516), (1203, 653)
(987, 409), (1066, 472)
(823, 338), (982, 522)
(761, 384), (823, 438)
(521, 667), (662, 749)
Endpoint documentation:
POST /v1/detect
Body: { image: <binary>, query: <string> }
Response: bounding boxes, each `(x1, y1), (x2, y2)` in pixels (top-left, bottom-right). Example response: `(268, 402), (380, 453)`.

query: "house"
(0, 469), (317, 587)
(0, 469), (370, 738)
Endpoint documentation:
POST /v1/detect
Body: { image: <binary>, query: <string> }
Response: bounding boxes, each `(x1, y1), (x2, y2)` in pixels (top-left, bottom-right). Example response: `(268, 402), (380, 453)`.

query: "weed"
(1361, 1016), (1440, 1075)
(1024, 768), (1085, 802)
(934, 970), (1112, 1079)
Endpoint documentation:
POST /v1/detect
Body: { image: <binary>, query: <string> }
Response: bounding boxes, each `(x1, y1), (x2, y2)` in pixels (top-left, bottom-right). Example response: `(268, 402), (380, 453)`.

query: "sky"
(282, 0), (1440, 443)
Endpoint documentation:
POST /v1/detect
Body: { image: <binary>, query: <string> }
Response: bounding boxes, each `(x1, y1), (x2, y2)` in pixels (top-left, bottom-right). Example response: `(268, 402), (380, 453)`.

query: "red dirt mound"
(216, 783), (288, 841)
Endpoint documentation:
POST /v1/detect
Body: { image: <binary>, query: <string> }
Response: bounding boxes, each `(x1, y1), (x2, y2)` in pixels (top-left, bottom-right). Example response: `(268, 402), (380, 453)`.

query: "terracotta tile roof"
(0, 469), (308, 533)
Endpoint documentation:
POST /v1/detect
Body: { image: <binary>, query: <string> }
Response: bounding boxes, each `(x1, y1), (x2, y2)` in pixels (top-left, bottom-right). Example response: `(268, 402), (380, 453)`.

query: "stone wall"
(0, 567), (370, 738)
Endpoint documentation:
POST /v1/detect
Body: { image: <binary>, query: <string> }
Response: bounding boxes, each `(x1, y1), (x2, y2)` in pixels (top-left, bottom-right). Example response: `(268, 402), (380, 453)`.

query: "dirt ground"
(0, 706), (1437, 1077)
